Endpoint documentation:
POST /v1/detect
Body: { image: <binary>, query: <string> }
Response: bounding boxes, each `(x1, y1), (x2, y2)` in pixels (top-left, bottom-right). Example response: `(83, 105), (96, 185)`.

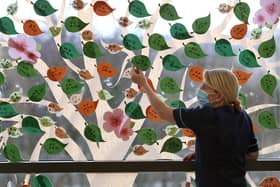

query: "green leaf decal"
(161, 137), (182, 153)
(258, 36), (276, 58)
(234, 2), (250, 23)
(22, 116), (45, 134)
(162, 54), (185, 71)
(215, 39), (236, 57)
(239, 49), (261, 68)
(59, 42), (81, 60)
(131, 55), (151, 71)
(159, 77), (182, 94)
(164, 125), (180, 136)
(260, 72), (277, 96)
(0, 72), (5, 86)
(28, 83), (46, 102)
(61, 78), (84, 95)
(17, 61), (38, 77)
(32, 175), (53, 187)
(34, 0), (57, 16)
(84, 124), (105, 142)
(238, 92), (247, 109)
(167, 99), (186, 108)
(43, 138), (67, 154)
(3, 143), (23, 162)
(125, 101), (146, 119)
(258, 111), (277, 129)
(49, 26), (61, 37)
(184, 42), (207, 59)
(192, 14), (211, 34)
(39, 116), (56, 127)
(137, 128), (157, 145)
(159, 3), (181, 21)
(0, 16), (19, 34)
(0, 102), (18, 118)
(83, 41), (104, 58)
(64, 16), (88, 32)
(98, 89), (114, 100)
(170, 23), (192, 40)
(129, 0), (151, 18)
(148, 33), (170, 51)
(123, 33), (145, 51)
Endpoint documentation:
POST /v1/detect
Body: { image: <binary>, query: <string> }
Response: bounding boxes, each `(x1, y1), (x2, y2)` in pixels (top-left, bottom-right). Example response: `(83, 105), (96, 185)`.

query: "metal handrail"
(0, 160), (279, 173)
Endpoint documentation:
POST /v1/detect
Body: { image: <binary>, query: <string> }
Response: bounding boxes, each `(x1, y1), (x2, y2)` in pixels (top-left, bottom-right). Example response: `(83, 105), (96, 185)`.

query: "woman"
(130, 68), (259, 187)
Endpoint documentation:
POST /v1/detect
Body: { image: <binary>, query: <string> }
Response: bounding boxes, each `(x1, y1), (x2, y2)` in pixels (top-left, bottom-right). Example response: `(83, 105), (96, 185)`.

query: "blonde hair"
(204, 68), (239, 106)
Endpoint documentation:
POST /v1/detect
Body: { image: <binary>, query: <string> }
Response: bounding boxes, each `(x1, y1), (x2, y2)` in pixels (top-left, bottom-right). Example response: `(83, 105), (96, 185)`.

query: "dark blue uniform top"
(173, 105), (258, 187)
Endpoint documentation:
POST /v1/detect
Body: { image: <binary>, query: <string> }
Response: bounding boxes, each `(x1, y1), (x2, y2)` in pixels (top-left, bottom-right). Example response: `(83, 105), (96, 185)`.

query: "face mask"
(196, 89), (209, 105)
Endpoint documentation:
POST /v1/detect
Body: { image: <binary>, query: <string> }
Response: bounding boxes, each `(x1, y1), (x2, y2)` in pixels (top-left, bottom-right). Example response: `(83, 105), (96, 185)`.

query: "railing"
(0, 159), (279, 173)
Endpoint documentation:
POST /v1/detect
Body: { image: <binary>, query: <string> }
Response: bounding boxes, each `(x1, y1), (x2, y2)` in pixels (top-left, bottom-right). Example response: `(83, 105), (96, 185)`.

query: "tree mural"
(0, 0), (279, 186)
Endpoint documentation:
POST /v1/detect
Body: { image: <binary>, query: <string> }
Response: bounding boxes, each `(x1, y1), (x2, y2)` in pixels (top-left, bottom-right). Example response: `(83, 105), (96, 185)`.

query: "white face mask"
(196, 89), (209, 105)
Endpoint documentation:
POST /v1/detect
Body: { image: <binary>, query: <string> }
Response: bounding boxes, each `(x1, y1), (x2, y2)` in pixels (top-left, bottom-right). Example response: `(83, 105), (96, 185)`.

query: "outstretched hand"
(130, 67), (147, 87)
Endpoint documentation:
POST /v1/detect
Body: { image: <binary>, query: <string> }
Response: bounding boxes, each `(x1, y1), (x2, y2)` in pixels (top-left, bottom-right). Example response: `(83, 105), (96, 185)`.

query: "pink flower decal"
(253, 9), (267, 27)
(254, 0), (280, 26)
(103, 108), (133, 141)
(8, 34), (41, 64)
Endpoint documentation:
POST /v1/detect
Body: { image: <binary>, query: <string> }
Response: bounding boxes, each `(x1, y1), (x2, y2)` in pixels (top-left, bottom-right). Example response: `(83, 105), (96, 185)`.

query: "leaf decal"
(39, 116), (55, 127)
(260, 72), (277, 96)
(61, 78), (84, 95)
(123, 33), (145, 51)
(69, 93), (83, 105)
(49, 26), (61, 37)
(125, 101), (146, 119)
(55, 127), (69, 139)
(17, 61), (38, 78)
(98, 89), (114, 100)
(33, 0), (57, 16)
(4, 144), (23, 162)
(159, 77), (182, 94)
(84, 124), (104, 142)
(32, 175), (53, 187)
(27, 83), (46, 102)
(258, 111), (277, 129)
(59, 42), (81, 60)
(22, 116), (45, 134)
(164, 125), (180, 136)
(258, 36), (276, 58)
(192, 14), (211, 34)
(146, 105), (163, 123)
(184, 42), (207, 59)
(96, 62), (117, 78)
(23, 20), (43, 36)
(230, 23), (248, 40)
(129, 0), (151, 18)
(42, 138), (67, 154)
(161, 54), (185, 71)
(188, 66), (204, 83)
(6, 1), (18, 16)
(148, 33), (170, 51)
(234, 2), (250, 23)
(233, 69), (252, 85)
(0, 102), (18, 118)
(167, 99), (186, 108)
(159, 3), (181, 21)
(137, 128), (157, 145)
(83, 41), (104, 58)
(78, 69), (94, 80)
(170, 23), (192, 40)
(239, 49), (261, 68)
(238, 92), (247, 109)
(47, 66), (68, 81)
(131, 55), (151, 71)
(133, 145), (148, 156)
(0, 72), (5, 86)
(0, 16), (19, 35)
(77, 100), (99, 115)
(64, 16), (88, 32)
(182, 128), (195, 137)
(160, 137), (182, 153)
(215, 38), (236, 57)
(92, 1), (115, 16)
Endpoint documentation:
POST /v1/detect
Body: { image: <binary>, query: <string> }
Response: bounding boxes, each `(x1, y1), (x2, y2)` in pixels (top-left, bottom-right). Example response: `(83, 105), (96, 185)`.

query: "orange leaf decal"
(96, 62), (117, 78)
(133, 145), (148, 156)
(259, 176), (280, 187)
(77, 100), (99, 115)
(187, 139), (195, 147)
(125, 88), (138, 99)
(182, 128), (196, 137)
(146, 105), (163, 123)
(92, 1), (115, 16)
(23, 20), (43, 36)
(233, 69), (252, 85)
(79, 69), (94, 80)
(48, 102), (63, 113)
(188, 66), (204, 83)
(138, 77), (156, 93)
(55, 127), (69, 139)
(230, 23), (248, 40)
(47, 66), (68, 81)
